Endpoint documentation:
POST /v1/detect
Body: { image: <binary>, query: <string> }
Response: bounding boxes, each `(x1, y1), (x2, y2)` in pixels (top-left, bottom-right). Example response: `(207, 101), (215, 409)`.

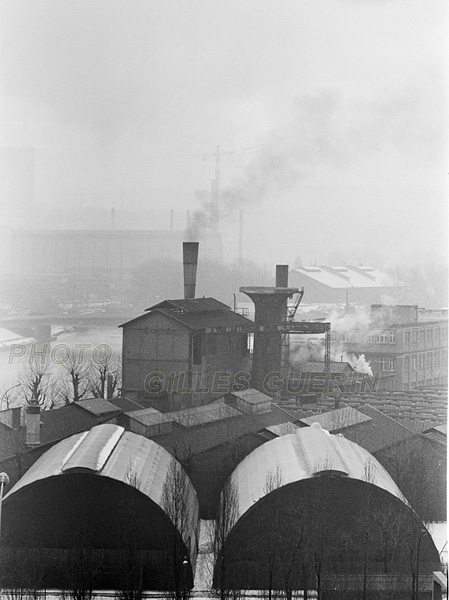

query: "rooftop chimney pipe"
(183, 242), (199, 299)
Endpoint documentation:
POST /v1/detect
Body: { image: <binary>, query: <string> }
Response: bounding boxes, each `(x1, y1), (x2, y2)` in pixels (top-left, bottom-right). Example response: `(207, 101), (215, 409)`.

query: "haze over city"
(0, 0), (447, 270)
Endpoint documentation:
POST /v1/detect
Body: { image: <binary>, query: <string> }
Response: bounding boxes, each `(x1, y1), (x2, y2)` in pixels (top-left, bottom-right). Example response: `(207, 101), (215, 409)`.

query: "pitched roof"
(290, 266), (397, 290)
(231, 388), (272, 405)
(299, 361), (354, 374)
(301, 406), (371, 430)
(333, 405), (416, 454)
(154, 404), (299, 457)
(74, 398), (122, 416)
(120, 297), (253, 330)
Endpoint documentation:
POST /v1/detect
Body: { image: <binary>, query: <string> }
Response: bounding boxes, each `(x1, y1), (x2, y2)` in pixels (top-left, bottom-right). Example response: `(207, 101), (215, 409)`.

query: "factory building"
(1, 424), (200, 591)
(214, 425), (442, 598)
(288, 265), (401, 305)
(332, 305), (448, 390)
(120, 243), (253, 407)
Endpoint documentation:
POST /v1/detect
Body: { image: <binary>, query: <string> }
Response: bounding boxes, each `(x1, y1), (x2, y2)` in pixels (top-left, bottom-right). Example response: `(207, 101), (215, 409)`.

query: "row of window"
(332, 332), (396, 344)
(404, 326), (447, 346)
(333, 325), (447, 347)
(404, 350), (448, 371)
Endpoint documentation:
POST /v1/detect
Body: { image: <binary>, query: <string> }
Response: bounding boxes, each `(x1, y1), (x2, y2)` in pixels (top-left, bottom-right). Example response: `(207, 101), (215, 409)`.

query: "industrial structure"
(213, 425), (443, 598)
(1, 424), (200, 591)
(332, 304), (448, 390)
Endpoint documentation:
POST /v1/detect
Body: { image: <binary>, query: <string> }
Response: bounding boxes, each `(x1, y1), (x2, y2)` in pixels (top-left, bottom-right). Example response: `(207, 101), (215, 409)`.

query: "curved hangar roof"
(214, 424), (440, 591)
(231, 423), (407, 517)
(3, 424), (200, 589)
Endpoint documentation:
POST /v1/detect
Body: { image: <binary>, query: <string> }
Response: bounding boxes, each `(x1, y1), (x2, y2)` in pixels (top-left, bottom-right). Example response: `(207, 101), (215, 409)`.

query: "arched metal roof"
(230, 423), (408, 519)
(5, 424), (199, 564)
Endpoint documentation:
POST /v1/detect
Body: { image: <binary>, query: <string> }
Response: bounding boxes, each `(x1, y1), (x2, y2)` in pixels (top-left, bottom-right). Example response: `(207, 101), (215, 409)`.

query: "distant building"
(332, 305), (448, 390)
(10, 228), (222, 276)
(288, 265), (401, 305)
(120, 297), (253, 408)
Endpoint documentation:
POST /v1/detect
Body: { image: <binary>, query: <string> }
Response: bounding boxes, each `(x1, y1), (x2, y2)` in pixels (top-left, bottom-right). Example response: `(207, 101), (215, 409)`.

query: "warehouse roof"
(290, 265), (397, 290)
(229, 425), (408, 518)
(74, 398), (122, 416)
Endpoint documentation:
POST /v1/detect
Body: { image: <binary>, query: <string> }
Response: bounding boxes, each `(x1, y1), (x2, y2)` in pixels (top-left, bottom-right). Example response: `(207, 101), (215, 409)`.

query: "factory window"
(381, 358), (389, 371)
(426, 329), (433, 344)
(242, 334), (249, 355)
(404, 330), (410, 345)
(389, 359), (395, 371)
(207, 333), (217, 355)
(443, 349), (448, 366)
(411, 355), (417, 369)
(369, 334), (380, 343)
(442, 327), (448, 340)
(419, 329), (425, 344)
(426, 352), (432, 368)
(404, 355), (410, 371)
(389, 331), (396, 343)
(435, 328), (440, 342)
(417, 354), (422, 369)
(192, 334), (202, 365)
(379, 333), (388, 344)
(435, 351), (440, 367)
(412, 329), (418, 344)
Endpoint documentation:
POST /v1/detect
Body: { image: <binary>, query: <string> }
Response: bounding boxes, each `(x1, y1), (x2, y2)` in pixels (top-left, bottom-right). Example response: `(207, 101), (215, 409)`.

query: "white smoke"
(289, 305), (380, 376)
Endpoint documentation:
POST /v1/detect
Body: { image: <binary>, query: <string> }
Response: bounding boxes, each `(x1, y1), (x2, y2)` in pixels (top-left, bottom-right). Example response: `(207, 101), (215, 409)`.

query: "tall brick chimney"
(183, 242), (199, 299)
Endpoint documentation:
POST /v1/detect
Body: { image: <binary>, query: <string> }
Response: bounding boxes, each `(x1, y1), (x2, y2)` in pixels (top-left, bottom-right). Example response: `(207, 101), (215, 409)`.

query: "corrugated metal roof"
(4, 424), (200, 565)
(5, 423), (198, 520)
(74, 398), (121, 416)
(229, 426), (408, 519)
(301, 406), (372, 430)
(232, 388), (272, 405)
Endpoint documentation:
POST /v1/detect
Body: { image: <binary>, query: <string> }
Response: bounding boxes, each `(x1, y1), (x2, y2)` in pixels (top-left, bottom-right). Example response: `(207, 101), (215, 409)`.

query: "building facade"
(332, 305), (448, 391)
(120, 297), (253, 408)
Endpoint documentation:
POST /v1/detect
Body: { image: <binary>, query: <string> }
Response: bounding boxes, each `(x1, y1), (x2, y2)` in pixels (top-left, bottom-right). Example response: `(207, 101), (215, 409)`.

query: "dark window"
(192, 334), (202, 365)
(207, 333), (217, 355)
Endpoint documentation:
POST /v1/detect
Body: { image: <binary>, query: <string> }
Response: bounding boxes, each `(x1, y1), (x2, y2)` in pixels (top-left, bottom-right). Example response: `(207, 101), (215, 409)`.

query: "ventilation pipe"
(183, 242), (199, 299)
(25, 401), (40, 446)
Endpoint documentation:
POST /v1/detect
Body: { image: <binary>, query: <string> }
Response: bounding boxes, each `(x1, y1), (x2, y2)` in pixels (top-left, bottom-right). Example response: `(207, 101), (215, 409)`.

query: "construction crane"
(202, 145), (251, 225)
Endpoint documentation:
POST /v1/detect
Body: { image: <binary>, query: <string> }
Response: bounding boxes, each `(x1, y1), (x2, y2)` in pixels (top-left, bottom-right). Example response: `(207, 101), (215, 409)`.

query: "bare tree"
(88, 354), (121, 399)
(19, 362), (53, 408)
(212, 477), (240, 600)
(59, 355), (90, 405)
(161, 457), (196, 600)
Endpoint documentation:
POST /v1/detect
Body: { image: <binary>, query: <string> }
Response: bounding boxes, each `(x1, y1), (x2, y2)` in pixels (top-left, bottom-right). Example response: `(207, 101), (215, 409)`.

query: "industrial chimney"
(25, 401), (41, 446)
(183, 242), (199, 299)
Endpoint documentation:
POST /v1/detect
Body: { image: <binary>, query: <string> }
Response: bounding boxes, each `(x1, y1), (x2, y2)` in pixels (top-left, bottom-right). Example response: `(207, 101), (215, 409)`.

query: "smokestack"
(183, 242), (199, 299)
(25, 402), (40, 446)
(276, 265), (289, 288)
(106, 374), (114, 399)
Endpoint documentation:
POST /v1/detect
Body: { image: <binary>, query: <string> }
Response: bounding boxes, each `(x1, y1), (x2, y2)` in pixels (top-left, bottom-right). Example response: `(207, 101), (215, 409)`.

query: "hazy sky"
(0, 0), (447, 267)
